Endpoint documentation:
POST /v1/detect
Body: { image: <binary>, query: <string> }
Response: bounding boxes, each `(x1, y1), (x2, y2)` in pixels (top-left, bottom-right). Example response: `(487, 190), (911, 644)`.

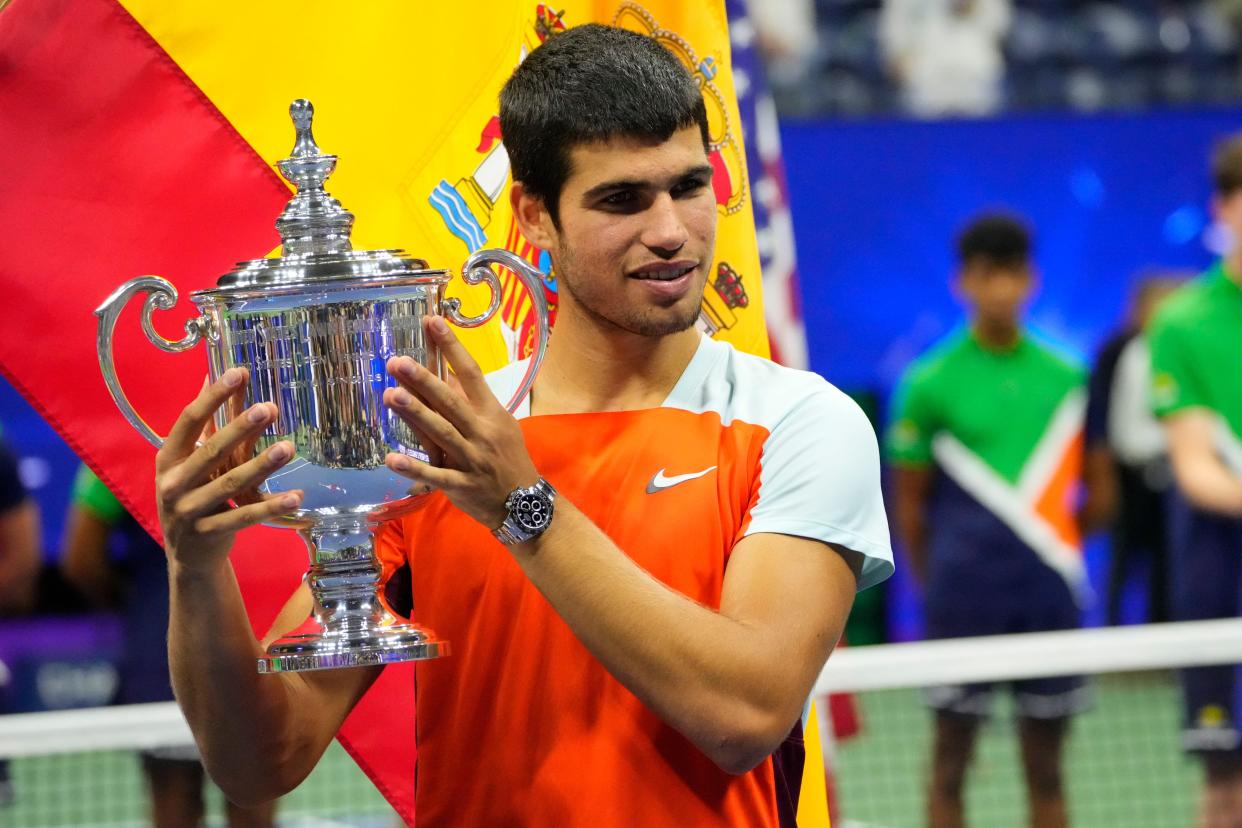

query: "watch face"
(513, 490), (552, 533)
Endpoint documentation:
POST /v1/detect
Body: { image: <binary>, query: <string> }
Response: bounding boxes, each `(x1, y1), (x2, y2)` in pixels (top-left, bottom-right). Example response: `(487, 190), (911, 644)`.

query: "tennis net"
(815, 619), (1242, 828)
(2, 619), (1240, 827)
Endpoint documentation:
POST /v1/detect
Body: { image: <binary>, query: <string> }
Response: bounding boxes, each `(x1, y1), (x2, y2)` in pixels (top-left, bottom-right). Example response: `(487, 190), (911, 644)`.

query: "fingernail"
(398, 360), (420, 379)
(269, 442), (292, 462)
(279, 493), (301, 509)
(430, 317), (449, 337)
(391, 389), (413, 406)
(390, 455), (412, 471)
(223, 368), (244, 387)
(247, 404), (270, 424)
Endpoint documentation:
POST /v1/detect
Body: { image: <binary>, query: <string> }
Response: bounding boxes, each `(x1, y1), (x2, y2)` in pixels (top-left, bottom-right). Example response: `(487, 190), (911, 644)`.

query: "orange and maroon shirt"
(377, 334), (893, 827)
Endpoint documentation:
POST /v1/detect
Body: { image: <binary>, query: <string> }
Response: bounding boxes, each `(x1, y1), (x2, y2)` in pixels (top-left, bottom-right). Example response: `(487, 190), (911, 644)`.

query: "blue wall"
(782, 109), (1239, 393)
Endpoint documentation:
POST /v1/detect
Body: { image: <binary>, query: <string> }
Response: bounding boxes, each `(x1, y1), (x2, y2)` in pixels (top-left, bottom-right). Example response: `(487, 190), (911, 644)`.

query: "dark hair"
(1211, 134), (1242, 196)
(956, 213), (1033, 268)
(499, 23), (709, 225)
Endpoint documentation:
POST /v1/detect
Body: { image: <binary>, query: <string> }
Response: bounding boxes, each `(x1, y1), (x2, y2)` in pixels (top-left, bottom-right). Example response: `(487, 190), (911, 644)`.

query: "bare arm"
(158, 369), (379, 805)
(0, 498), (40, 615)
(1163, 409), (1242, 517)
(890, 464), (932, 586)
(60, 505), (119, 608)
(1077, 443), (1119, 536)
(382, 318), (860, 774)
(512, 508), (857, 773)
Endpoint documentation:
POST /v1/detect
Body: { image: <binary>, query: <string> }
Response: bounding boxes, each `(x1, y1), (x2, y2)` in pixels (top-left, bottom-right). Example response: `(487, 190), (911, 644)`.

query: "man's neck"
(530, 310), (702, 416)
(970, 318), (1022, 352)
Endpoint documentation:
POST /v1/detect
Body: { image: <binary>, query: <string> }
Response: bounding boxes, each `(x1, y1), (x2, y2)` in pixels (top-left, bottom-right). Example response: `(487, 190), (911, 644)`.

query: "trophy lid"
(210, 99), (432, 291)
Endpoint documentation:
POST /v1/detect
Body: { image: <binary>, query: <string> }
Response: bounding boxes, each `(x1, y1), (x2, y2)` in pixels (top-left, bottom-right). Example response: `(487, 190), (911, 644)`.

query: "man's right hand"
(155, 367), (303, 571)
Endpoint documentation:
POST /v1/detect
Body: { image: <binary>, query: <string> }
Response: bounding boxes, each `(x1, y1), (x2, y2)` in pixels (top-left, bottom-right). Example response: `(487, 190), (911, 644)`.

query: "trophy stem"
(257, 520), (449, 673)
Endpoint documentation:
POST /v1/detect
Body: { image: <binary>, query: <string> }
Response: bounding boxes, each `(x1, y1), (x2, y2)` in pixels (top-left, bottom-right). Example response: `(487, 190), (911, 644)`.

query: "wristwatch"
(493, 478), (557, 545)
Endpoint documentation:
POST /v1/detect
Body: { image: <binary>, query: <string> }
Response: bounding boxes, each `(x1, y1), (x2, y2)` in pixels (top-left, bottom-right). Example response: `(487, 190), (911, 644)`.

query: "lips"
(627, 261), (698, 281)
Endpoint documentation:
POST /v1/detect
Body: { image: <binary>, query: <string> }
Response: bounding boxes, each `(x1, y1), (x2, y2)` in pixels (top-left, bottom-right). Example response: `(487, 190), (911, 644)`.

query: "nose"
(640, 194), (689, 255)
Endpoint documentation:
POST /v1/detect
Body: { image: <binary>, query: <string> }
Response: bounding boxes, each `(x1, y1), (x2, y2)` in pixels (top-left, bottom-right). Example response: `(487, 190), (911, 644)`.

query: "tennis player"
(153, 24), (893, 827)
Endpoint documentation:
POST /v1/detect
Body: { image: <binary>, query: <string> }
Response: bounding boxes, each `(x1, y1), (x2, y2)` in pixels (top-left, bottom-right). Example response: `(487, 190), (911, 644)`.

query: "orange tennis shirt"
(376, 335), (893, 827)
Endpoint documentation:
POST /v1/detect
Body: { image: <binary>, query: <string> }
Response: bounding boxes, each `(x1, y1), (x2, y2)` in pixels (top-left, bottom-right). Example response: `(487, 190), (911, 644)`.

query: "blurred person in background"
(0, 432), (41, 807)
(1148, 135), (1242, 828)
(0, 434), (40, 617)
(1085, 273), (1184, 626)
(887, 213), (1091, 828)
(880, 0), (1011, 118)
(60, 465), (276, 828)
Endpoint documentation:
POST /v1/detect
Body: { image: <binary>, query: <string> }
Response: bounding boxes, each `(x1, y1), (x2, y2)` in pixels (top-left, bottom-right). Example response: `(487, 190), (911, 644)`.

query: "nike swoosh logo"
(646, 466), (717, 494)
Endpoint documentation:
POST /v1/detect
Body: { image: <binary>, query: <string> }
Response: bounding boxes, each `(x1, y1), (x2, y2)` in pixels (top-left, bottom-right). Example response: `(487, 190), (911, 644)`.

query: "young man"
(153, 24), (893, 827)
(887, 214), (1088, 828)
(1148, 135), (1242, 828)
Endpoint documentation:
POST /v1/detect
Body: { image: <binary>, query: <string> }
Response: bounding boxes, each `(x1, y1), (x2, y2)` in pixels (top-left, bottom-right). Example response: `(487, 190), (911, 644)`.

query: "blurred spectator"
(887, 213), (1086, 828)
(0, 437), (40, 616)
(746, 0), (818, 85)
(0, 435), (40, 806)
(60, 466), (276, 828)
(1085, 273), (1184, 625)
(1149, 135), (1242, 828)
(880, 0), (1011, 117)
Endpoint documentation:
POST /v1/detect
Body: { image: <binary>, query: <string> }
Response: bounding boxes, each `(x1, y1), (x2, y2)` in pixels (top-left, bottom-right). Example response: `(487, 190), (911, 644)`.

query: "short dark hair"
(1211, 134), (1242, 196)
(499, 23), (709, 225)
(956, 213), (1033, 268)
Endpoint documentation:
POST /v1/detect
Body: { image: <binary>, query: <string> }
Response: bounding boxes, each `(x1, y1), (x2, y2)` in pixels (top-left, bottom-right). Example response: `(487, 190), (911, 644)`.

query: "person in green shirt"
(1148, 135), (1242, 828)
(887, 213), (1100, 828)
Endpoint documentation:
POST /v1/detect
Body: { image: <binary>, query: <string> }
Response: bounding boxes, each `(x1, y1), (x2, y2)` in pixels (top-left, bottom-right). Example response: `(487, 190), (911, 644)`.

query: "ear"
(510, 182), (556, 251)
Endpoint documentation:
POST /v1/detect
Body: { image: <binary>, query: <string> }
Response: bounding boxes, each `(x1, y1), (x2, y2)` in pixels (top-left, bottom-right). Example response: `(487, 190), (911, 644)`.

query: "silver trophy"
(96, 100), (550, 673)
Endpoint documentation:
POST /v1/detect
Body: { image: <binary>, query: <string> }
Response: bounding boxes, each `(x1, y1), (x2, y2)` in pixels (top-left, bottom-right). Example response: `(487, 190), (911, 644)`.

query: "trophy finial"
(289, 99), (318, 158)
(275, 98), (355, 256)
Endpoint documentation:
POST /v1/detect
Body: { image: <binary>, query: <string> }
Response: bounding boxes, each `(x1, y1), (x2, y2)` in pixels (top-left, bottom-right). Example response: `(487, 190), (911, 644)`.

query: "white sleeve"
(743, 385), (895, 591)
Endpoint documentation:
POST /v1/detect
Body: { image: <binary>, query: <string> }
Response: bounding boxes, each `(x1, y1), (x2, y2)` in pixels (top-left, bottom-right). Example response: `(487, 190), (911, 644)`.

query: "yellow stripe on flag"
(799, 699), (832, 828)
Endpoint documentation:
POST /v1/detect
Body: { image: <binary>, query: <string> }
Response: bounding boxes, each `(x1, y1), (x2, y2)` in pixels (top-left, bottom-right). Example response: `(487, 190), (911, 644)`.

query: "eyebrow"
(581, 163), (715, 201)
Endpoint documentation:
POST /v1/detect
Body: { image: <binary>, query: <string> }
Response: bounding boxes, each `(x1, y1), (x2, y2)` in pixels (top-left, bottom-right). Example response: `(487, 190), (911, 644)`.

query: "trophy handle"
(443, 249), (550, 414)
(95, 276), (210, 448)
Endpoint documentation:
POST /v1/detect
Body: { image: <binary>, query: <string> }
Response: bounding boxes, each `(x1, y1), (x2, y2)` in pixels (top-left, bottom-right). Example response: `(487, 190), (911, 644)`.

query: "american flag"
(725, 0), (809, 369)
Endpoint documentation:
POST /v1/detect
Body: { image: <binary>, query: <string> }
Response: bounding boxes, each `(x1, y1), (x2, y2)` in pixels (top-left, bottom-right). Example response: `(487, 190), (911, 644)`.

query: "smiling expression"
(516, 125), (717, 338)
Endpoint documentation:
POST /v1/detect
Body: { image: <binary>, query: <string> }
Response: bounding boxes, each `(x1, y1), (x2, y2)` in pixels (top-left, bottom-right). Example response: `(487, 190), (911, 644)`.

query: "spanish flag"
(0, 1), (827, 823)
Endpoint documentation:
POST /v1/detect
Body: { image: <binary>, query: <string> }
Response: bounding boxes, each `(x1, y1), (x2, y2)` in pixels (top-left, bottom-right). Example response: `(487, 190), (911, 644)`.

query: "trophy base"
(257, 623), (449, 673)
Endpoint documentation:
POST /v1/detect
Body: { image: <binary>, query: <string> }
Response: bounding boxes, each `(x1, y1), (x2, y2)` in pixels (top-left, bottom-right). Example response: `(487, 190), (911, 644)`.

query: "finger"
(159, 367), (249, 471)
(161, 401), (279, 499)
(174, 440), (296, 518)
(425, 316), (491, 405)
(387, 356), (476, 438)
(385, 452), (462, 491)
(193, 489), (304, 536)
(383, 386), (471, 461)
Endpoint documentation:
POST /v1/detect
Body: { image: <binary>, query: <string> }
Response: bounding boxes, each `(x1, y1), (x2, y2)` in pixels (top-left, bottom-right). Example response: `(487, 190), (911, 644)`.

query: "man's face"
(957, 260), (1033, 327)
(527, 125), (717, 338)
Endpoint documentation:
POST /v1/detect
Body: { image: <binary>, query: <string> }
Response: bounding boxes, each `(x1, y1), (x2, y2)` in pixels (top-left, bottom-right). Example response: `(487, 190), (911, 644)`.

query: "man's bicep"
(720, 532), (858, 692)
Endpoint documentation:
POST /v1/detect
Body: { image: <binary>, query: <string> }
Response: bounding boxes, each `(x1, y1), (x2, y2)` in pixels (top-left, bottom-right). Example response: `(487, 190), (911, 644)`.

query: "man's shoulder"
(897, 330), (970, 394)
(1150, 270), (1220, 335)
(1023, 336), (1086, 386)
(665, 337), (860, 435)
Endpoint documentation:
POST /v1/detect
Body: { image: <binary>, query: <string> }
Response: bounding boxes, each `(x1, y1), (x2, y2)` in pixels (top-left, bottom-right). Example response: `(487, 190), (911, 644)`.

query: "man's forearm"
(512, 500), (850, 773)
(168, 559), (309, 803)
(1170, 454), (1242, 517)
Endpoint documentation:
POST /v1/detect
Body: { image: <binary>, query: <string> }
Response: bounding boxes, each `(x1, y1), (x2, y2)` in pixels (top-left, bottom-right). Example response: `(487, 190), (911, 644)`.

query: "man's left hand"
(382, 315), (540, 531)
